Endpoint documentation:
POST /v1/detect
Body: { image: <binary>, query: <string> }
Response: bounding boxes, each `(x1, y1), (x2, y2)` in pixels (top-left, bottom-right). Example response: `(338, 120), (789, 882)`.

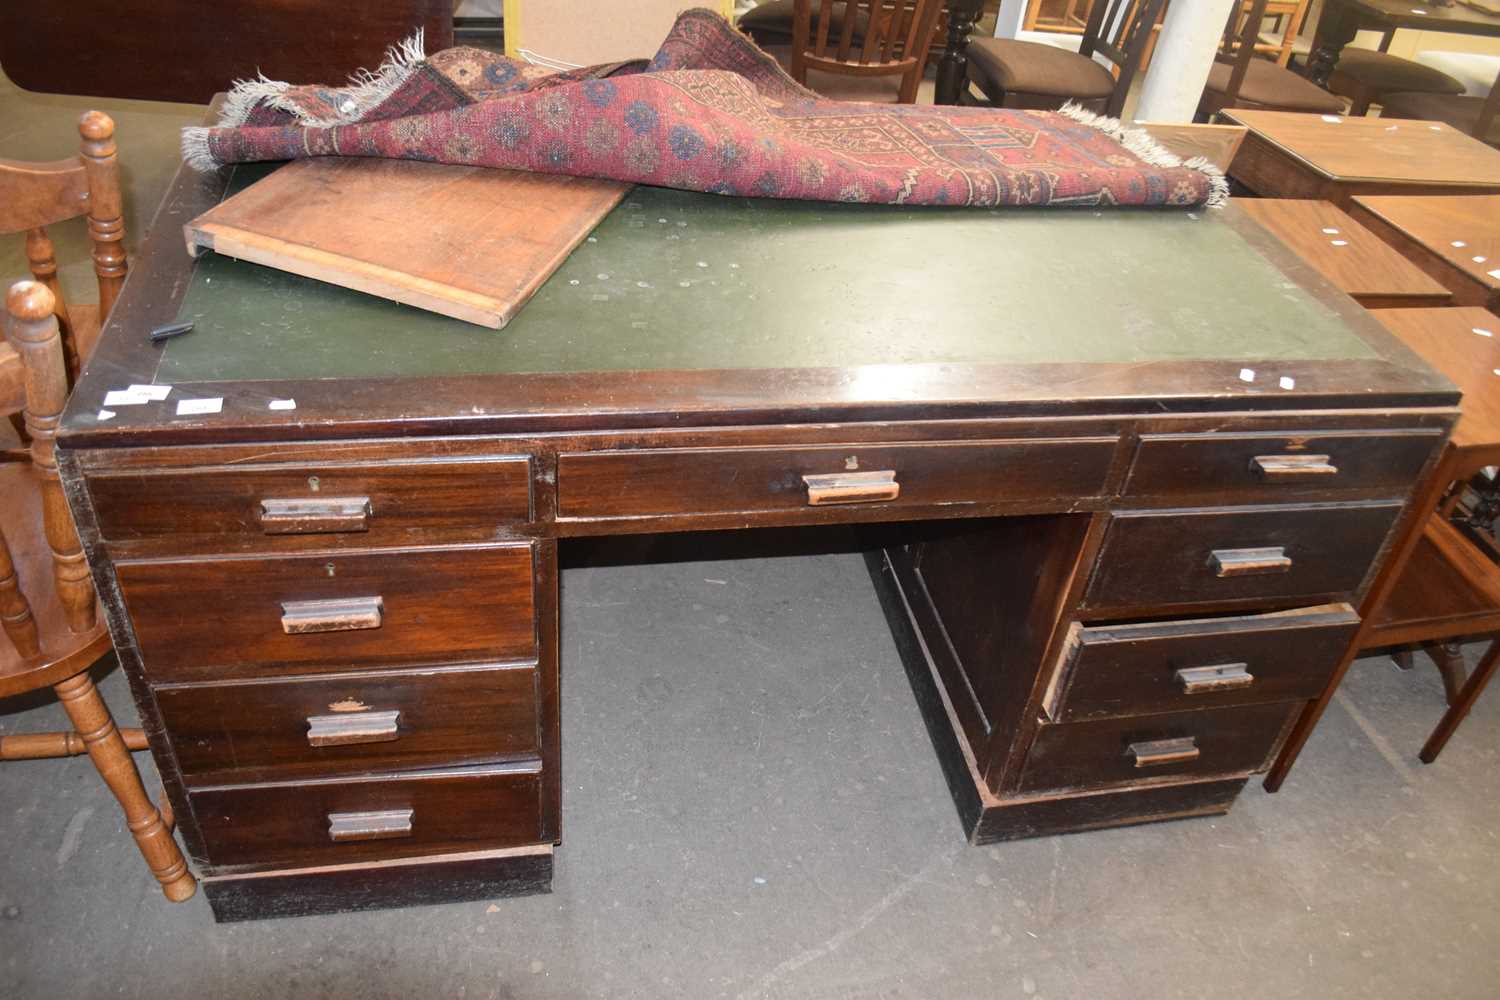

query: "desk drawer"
(86, 448), (531, 542)
(157, 663), (539, 785)
(557, 438), (1117, 519)
(190, 764), (543, 870)
(117, 543), (536, 683)
(1019, 702), (1295, 793)
(1083, 502), (1401, 614)
(1047, 605), (1359, 722)
(1123, 429), (1439, 502)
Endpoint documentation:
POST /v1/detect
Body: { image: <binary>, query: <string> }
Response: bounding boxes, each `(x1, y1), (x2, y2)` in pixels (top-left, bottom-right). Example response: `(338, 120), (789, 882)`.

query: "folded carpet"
(183, 8), (1225, 209)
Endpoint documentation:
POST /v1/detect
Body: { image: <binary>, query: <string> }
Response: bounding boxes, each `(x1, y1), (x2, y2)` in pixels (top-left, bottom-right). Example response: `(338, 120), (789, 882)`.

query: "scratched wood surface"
(185, 158), (630, 328)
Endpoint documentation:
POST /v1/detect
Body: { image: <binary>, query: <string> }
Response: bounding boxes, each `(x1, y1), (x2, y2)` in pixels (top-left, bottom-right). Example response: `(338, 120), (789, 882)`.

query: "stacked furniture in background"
(1381, 68), (1500, 146)
(1200, 0), (1345, 118)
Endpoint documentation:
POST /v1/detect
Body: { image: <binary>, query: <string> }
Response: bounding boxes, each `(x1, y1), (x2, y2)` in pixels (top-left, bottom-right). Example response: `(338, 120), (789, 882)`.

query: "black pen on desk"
(150, 320), (194, 343)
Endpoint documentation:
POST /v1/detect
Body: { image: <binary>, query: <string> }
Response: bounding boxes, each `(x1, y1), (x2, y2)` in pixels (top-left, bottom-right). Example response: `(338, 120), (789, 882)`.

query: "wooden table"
(1222, 109), (1500, 208)
(1350, 194), (1500, 313)
(1236, 198), (1452, 308)
(1267, 306), (1500, 785)
(1306, 0), (1500, 87)
(55, 149), (1457, 921)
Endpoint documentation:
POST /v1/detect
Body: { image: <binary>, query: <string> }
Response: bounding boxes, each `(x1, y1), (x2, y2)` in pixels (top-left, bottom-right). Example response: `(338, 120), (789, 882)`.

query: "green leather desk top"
(154, 170), (1379, 384)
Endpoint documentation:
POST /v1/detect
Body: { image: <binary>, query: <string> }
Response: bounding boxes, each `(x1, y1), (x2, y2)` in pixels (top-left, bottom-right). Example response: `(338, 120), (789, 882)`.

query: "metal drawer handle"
(327, 808), (413, 843)
(802, 470), (899, 506)
(1251, 454), (1337, 479)
(260, 496), (372, 534)
(1174, 663), (1254, 694)
(280, 596), (384, 634)
(1210, 546), (1292, 578)
(307, 709), (401, 747)
(1127, 737), (1200, 768)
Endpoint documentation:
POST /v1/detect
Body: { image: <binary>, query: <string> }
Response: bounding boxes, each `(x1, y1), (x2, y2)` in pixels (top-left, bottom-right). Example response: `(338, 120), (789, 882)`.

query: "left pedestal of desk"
(57, 437), (559, 922)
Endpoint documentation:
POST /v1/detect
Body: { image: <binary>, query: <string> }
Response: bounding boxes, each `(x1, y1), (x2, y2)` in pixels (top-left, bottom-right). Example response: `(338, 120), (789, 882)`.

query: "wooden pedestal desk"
(55, 161), (1457, 921)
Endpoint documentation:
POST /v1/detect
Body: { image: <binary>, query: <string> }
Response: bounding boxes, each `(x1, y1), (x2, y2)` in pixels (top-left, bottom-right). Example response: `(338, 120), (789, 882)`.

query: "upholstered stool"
(1381, 91), (1500, 145)
(965, 37), (1116, 111)
(1329, 48), (1465, 116)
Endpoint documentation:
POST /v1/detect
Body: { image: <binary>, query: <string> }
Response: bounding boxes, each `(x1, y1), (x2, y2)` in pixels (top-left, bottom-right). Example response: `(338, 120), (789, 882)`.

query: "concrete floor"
(3, 531), (1499, 999)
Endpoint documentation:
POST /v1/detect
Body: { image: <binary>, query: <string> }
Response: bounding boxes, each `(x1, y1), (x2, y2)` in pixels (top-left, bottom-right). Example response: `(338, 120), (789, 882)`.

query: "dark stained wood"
(190, 763), (544, 871)
(1048, 604), (1360, 722)
(0, 1), (454, 104)
(1083, 501), (1403, 615)
(202, 846), (552, 922)
(115, 543), (537, 682)
(1370, 518), (1500, 646)
(557, 438), (1117, 520)
(1122, 425), (1443, 503)
(85, 441), (533, 543)
(1200, 0), (1344, 118)
(1306, 0), (1500, 86)
(867, 545), (1251, 844)
(1222, 110), (1500, 208)
(1235, 199), (1452, 309)
(1348, 195), (1500, 313)
(156, 663), (541, 785)
(1019, 701), (1296, 793)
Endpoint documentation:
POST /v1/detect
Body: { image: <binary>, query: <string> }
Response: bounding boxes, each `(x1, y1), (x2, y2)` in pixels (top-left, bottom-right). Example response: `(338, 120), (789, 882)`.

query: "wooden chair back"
(1476, 68), (1500, 142)
(1215, 0), (1275, 106)
(1, 281), (97, 664)
(0, 111), (125, 386)
(1253, 0), (1309, 68)
(791, 0), (947, 104)
(1077, 0), (1169, 118)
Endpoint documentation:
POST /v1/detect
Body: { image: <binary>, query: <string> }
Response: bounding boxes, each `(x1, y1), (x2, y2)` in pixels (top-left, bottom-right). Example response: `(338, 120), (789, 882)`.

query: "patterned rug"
(183, 8), (1226, 209)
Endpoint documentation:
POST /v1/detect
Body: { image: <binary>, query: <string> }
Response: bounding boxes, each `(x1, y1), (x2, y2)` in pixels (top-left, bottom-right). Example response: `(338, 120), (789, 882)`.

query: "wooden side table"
(1237, 199), (1452, 309)
(1221, 109), (1500, 208)
(1349, 195), (1500, 314)
(1268, 306), (1500, 784)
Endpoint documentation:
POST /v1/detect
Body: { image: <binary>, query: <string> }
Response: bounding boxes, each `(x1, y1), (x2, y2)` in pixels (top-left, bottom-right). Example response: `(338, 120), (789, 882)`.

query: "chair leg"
(1425, 641), (1469, 706)
(1421, 638), (1500, 764)
(0, 727), (148, 759)
(53, 671), (196, 902)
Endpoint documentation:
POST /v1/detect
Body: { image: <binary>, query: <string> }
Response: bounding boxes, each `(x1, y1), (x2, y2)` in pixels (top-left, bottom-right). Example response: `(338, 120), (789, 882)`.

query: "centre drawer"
(189, 764), (544, 870)
(556, 438), (1118, 519)
(1083, 501), (1402, 615)
(1047, 604), (1360, 723)
(1019, 702), (1296, 794)
(157, 663), (540, 785)
(116, 543), (537, 683)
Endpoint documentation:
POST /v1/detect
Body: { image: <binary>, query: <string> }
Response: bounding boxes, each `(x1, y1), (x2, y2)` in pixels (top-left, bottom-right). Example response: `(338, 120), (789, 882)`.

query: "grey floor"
(3, 533), (1499, 999)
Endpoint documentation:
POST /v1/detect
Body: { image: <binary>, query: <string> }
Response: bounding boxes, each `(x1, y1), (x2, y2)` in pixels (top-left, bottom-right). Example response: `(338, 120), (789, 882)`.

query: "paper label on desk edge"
(126, 384), (172, 400)
(268, 398), (297, 410)
(102, 389), (151, 406)
(176, 397), (223, 416)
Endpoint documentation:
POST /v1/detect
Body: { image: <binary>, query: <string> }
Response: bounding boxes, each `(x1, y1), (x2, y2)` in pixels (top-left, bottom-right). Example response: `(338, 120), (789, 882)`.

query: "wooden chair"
(787, 0), (947, 104)
(0, 280), (196, 903)
(0, 111), (127, 396)
(962, 0), (1167, 118)
(1381, 68), (1500, 148)
(1253, 0), (1309, 68)
(1199, 0), (1345, 119)
(1324, 27), (1466, 118)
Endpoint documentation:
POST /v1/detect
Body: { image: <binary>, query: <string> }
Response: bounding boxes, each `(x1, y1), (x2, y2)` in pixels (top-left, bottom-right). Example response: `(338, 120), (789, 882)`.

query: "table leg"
(935, 0), (984, 106)
(1265, 447), (1461, 792)
(1305, 2), (1361, 87)
(1421, 637), (1500, 763)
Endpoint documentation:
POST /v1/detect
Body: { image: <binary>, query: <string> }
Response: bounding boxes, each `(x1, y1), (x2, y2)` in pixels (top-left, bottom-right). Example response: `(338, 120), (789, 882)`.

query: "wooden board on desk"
(185, 158), (630, 329)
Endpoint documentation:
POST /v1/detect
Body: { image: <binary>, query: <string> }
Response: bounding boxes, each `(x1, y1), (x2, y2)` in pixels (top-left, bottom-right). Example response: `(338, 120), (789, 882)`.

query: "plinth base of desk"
(866, 547), (1247, 845)
(202, 845), (554, 922)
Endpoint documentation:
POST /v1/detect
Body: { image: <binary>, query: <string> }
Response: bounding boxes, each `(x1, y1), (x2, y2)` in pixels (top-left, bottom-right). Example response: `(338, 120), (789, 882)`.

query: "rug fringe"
(211, 28), (427, 130)
(1055, 102), (1229, 209)
(180, 127), (218, 171)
